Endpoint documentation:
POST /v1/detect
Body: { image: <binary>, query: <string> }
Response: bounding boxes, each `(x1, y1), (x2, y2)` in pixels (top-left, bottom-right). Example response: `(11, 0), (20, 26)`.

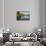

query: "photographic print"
(16, 11), (30, 21)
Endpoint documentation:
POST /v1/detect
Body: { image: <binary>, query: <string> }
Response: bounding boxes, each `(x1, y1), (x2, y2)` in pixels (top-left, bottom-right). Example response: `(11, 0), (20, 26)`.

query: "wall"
(4, 0), (42, 32)
(0, 0), (3, 27)
(0, 0), (3, 33)
(42, 0), (46, 37)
